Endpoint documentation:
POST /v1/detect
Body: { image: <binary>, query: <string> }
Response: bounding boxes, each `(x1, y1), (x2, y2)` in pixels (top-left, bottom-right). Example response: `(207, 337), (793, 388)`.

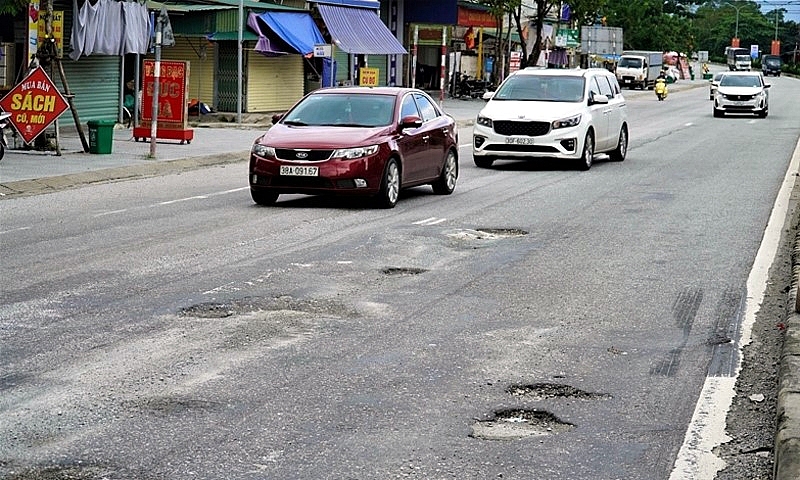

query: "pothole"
(178, 295), (355, 319)
(179, 302), (233, 318)
(471, 408), (574, 440)
(506, 383), (611, 400)
(446, 228), (529, 241)
(476, 228), (528, 237)
(123, 396), (219, 417)
(381, 267), (428, 276)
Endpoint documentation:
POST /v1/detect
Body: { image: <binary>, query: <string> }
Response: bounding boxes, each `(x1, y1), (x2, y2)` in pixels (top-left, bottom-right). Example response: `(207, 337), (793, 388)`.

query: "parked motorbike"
(654, 78), (668, 101)
(453, 72), (490, 99)
(0, 112), (11, 161)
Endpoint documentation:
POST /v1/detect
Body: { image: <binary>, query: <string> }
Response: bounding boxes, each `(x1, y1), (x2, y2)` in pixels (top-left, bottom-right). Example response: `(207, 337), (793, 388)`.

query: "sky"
(755, 0), (800, 23)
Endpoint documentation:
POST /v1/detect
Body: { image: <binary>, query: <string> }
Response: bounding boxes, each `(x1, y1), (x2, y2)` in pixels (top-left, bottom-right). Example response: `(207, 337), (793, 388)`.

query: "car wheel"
(758, 109), (768, 118)
(432, 149), (458, 195)
(474, 156), (494, 168)
(251, 188), (279, 206)
(577, 131), (594, 171)
(713, 108), (723, 118)
(375, 158), (400, 208)
(609, 125), (628, 162)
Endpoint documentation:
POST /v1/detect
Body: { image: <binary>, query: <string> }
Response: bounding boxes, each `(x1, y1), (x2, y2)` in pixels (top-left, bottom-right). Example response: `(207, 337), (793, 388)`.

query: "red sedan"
(249, 87), (459, 208)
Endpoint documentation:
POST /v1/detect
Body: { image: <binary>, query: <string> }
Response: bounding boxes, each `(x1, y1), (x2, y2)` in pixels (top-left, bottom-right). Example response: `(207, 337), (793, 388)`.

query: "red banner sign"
(457, 7), (497, 28)
(140, 59), (189, 128)
(0, 66), (69, 144)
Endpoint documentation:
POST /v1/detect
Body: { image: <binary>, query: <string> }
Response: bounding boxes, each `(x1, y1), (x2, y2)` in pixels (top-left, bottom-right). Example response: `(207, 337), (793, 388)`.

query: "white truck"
(726, 47), (751, 71)
(615, 50), (663, 90)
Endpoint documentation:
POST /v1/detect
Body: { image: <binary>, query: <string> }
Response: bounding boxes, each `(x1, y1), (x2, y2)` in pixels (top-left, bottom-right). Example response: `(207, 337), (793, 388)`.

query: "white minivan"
(473, 68), (629, 171)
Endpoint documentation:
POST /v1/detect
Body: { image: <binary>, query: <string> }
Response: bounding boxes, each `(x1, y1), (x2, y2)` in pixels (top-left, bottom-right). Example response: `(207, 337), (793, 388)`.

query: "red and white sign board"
(0, 66), (69, 144)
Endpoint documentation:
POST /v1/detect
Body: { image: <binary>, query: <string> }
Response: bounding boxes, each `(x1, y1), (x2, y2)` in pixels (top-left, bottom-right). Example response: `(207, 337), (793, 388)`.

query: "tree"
(0, 0), (27, 15)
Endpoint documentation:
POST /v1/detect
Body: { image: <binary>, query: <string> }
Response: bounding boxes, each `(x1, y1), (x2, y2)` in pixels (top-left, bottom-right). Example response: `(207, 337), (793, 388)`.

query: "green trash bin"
(87, 119), (115, 154)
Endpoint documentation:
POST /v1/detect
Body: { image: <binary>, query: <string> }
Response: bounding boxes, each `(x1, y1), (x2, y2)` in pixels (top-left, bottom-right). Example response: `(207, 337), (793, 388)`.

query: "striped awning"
(316, 3), (406, 55)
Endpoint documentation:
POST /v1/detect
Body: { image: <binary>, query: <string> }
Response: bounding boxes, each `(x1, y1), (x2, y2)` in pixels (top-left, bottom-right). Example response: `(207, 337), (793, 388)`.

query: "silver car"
(712, 71), (770, 118)
(709, 72), (725, 100)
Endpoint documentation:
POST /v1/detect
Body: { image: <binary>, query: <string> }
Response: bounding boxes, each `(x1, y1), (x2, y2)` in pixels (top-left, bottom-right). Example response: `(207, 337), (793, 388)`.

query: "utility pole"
(150, 9), (165, 158)
(237, 0), (243, 124)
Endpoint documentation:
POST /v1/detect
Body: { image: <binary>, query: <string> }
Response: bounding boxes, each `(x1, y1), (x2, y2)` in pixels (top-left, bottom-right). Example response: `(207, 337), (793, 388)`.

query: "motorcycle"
(453, 72), (489, 99)
(0, 111), (11, 161)
(654, 78), (668, 101)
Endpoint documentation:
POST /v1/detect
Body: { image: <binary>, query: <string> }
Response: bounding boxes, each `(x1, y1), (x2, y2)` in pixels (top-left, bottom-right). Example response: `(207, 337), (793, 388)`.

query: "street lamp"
(723, 2), (742, 41)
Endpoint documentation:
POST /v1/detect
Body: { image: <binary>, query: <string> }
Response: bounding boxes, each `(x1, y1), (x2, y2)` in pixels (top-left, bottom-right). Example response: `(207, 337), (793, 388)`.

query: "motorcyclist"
(655, 70), (668, 100)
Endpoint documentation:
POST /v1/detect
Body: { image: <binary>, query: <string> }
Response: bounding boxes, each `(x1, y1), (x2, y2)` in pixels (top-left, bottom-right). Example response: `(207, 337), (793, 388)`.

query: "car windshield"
(492, 75), (585, 102)
(765, 58), (780, 66)
(720, 75), (762, 88)
(618, 57), (642, 68)
(282, 93), (396, 127)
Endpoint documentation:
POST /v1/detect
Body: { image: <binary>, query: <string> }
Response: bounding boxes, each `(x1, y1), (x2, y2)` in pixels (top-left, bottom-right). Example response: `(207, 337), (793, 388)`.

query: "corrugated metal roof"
(317, 3), (406, 54)
(146, 1), (304, 13)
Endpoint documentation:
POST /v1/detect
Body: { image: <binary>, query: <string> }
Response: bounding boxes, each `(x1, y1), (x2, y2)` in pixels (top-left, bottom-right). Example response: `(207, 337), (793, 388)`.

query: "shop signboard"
(359, 67), (379, 86)
(556, 28), (579, 48)
(38, 10), (64, 57)
(134, 59), (193, 143)
(0, 66), (68, 144)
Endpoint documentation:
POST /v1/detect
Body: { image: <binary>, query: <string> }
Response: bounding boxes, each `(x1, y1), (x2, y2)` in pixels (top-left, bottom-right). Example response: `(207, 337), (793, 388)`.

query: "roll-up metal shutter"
(56, 55), (120, 123)
(367, 55), (388, 86)
(246, 52), (303, 112)
(334, 48), (351, 84)
(216, 41), (241, 112)
(156, 37), (217, 109)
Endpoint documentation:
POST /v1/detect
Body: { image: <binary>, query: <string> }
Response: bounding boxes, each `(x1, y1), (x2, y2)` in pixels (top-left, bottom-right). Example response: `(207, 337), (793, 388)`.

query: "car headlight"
(552, 114), (582, 129)
(252, 144), (275, 158)
(332, 145), (379, 159)
(476, 115), (493, 128)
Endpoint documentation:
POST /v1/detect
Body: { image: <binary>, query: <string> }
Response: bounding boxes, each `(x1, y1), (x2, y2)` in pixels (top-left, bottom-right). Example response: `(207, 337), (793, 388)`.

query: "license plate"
(505, 137), (535, 145)
(623, 79), (631, 83)
(280, 165), (319, 176)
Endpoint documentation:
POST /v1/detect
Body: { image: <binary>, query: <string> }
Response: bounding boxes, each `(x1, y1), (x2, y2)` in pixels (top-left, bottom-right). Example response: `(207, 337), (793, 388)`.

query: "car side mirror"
(400, 115), (423, 129)
(482, 91), (494, 101)
(271, 113), (284, 125)
(589, 93), (609, 105)
(764, 84), (771, 89)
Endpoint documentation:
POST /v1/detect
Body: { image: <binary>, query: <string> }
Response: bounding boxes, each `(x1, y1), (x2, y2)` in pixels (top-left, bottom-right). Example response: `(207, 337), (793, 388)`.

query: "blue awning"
(254, 11), (325, 56)
(317, 3), (406, 55)
(313, 0), (380, 8)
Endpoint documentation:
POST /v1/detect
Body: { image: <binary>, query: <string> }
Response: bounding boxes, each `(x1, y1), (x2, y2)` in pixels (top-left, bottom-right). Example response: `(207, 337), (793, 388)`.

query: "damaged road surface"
(2, 83), (800, 480)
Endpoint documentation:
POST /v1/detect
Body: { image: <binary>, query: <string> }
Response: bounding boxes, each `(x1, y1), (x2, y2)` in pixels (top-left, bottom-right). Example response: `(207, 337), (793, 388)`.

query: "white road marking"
(0, 226), (32, 235)
(459, 143), (471, 149)
(685, 122), (694, 126)
(670, 136), (800, 479)
(413, 217), (447, 226)
(158, 195), (209, 205)
(94, 209), (128, 217)
(93, 187), (248, 217)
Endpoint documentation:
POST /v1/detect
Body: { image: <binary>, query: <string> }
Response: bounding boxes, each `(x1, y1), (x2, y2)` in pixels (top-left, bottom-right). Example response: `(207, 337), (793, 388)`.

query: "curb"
(776, 224), (800, 480)
(0, 151), (248, 199)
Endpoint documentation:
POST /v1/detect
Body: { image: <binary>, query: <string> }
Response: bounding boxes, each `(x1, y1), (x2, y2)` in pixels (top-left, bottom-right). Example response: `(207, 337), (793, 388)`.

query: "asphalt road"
(1, 76), (799, 480)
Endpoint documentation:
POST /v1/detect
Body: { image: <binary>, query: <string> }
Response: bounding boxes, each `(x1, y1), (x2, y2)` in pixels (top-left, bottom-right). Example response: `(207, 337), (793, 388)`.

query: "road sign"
(0, 66), (69, 144)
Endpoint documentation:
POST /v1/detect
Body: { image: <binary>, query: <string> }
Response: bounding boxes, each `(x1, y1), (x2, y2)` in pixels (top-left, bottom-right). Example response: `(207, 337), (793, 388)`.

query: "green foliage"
(0, 0), (28, 15)
(599, 0), (798, 63)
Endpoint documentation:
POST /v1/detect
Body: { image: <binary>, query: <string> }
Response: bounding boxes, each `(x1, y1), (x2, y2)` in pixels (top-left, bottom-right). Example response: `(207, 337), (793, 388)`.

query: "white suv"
(473, 68), (629, 170)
